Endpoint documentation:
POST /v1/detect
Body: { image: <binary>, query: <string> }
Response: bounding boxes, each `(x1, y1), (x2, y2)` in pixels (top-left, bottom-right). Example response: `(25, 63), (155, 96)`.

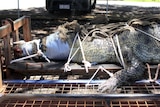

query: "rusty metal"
(1, 16), (159, 80)
(110, 99), (160, 107)
(0, 95), (108, 107)
(0, 16), (160, 107)
(2, 80), (160, 95)
(0, 94), (160, 107)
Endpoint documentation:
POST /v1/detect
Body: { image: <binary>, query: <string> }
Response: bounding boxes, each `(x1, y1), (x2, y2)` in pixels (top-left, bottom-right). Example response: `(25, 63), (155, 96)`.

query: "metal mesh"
(1, 81), (160, 107)
(110, 99), (160, 107)
(3, 83), (99, 94)
(1, 96), (160, 107)
(2, 82), (160, 94)
(0, 97), (107, 107)
(120, 83), (160, 94)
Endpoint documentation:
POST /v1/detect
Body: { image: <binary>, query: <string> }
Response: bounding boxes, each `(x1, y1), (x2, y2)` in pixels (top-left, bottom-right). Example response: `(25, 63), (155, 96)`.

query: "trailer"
(46, 0), (97, 13)
(0, 16), (160, 107)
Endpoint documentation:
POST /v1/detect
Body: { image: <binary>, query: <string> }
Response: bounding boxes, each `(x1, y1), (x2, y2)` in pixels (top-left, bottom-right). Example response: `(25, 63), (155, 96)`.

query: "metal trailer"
(46, 0), (97, 13)
(0, 16), (160, 107)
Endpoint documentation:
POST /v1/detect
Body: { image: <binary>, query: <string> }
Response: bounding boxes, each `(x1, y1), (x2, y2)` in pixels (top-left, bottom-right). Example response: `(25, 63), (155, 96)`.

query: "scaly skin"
(14, 17), (160, 93)
(71, 38), (118, 63)
(64, 18), (160, 93)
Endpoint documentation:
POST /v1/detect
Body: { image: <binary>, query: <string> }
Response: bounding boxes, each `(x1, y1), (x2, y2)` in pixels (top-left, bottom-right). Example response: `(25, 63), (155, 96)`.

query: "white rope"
(78, 34), (91, 73)
(24, 47), (30, 56)
(11, 40), (51, 63)
(136, 64), (160, 85)
(154, 64), (160, 81)
(135, 28), (160, 42)
(10, 53), (39, 64)
(115, 34), (126, 68)
(38, 50), (50, 63)
(86, 66), (113, 86)
(110, 37), (123, 66)
(31, 40), (50, 63)
(64, 31), (91, 72)
(10, 49), (51, 64)
(64, 62), (72, 72)
(92, 30), (109, 38)
(146, 63), (160, 82)
(64, 33), (79, 72)
(126, 23), (160, 42)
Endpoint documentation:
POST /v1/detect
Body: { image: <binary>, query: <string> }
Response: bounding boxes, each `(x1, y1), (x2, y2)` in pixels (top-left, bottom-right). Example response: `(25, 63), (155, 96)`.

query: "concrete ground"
(0, 0), (160, 10)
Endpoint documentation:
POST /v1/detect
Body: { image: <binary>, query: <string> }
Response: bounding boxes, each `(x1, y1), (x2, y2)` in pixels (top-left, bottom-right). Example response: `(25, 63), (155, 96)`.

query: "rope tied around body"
(11, 39), (50, 64)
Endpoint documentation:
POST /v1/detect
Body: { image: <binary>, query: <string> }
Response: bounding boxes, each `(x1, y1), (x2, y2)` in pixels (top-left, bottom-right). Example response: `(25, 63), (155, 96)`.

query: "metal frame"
(0, 93), (160, 107)
(2, 79), (160, 95)
(0, 16), (160, 107)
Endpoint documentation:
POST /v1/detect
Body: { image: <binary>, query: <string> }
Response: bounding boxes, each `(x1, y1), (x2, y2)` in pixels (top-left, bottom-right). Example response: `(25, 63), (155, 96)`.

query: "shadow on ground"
(0, 4), (160, 36)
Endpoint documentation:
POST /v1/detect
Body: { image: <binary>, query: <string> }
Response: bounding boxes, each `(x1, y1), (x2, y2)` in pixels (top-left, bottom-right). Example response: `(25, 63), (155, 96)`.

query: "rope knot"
(64, 62), (72, 72)
(37, 50), (43, 56)
(82, 60), (91, 68)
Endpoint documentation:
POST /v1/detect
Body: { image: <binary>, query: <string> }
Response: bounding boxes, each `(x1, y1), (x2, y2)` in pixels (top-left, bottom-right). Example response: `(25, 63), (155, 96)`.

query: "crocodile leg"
(98, 53), (145, 93)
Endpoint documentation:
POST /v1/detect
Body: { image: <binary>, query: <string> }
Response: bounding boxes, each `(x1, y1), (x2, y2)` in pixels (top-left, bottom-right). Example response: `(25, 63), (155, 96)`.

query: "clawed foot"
(98, 77), (119, 93)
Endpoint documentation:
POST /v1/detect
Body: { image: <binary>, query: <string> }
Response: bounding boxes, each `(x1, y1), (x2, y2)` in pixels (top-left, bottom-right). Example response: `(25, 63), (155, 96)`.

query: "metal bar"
(1, 94), (160, 101)
(17, 0), (20, 18)
(2, 82), (160, 97)
(110, 99), (160, 107)
(3, 80), (105, 84)
(0, 94), (159, 107)
(0, 97), (106, 107)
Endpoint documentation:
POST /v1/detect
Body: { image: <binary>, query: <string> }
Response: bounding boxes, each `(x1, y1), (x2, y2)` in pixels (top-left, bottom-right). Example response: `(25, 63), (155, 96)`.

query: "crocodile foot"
(98, 76), (119, 93)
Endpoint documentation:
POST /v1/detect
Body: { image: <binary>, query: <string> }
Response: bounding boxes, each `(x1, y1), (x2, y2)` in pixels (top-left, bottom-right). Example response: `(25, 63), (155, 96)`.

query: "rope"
(64, 33), (79, 72)
(64, 23), (126, 73)
(10, 53), (39, 64)
(78, 34), (91, 73)
(146, 63), (160, 83)
(86, 66), (113, 86)
(37, 50), (50, 63)
(110, 37), (123, 66)
(115, 34), (126, 68)
(135, 28), (160, 42)
(154, 64), (160, 81)
(64, 31), (91, 72)
(146, 63), (152, 81)
(30, 39), (50, 63)
(125, 23), (160, 42)
(11, 40), (50, 63)
(92, 30), (109, 38)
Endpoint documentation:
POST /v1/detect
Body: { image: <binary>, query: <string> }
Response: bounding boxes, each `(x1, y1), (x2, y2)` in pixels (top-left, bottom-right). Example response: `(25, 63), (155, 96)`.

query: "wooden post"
(3, 35), (11, 65)
(0, 16), (32, 79)
(0, 47), (3, 92)
(13, 16), (32, 42)
(0, 20), (12, 79)
(23, 16), (32, 41)
(1, 20), (12, 66)
(2, 18), (18, 42)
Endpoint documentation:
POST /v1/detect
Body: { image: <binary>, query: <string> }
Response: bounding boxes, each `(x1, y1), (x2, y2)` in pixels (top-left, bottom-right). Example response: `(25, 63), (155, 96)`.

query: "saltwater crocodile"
(62, 16), (160, 93)
(13, 15), (160, 93)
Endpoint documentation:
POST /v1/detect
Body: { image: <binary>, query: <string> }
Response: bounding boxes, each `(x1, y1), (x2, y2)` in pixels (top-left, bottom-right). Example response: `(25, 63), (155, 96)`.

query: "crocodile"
(13, 15), (160, 93)
(60, 15), (160, 93)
